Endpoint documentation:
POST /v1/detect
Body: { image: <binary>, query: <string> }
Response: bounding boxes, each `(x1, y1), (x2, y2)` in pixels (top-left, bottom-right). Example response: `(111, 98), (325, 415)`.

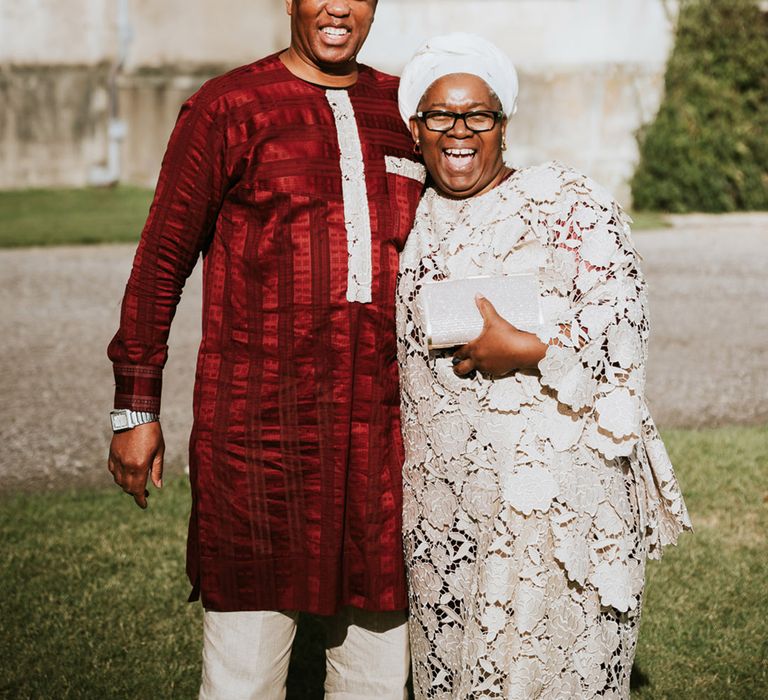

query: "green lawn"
(1, 426), (766, 699)
(0, 187), (670, 249)
(633, 426), (768, 699)
(0, 187), (153, 247)
(630, 210), (671, 231)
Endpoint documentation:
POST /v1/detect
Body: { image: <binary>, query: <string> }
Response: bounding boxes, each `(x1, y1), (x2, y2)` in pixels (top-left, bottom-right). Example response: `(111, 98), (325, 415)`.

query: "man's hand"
(452, 294), (548, 378)
(108, 421), (165, 509)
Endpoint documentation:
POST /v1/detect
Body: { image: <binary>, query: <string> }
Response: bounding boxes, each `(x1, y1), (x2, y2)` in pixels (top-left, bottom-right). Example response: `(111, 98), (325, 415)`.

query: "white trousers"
(199, 607), (409, 700)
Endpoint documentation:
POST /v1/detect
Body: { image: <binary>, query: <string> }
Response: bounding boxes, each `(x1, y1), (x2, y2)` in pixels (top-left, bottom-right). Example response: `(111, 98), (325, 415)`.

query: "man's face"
(285, 0), (377, 71)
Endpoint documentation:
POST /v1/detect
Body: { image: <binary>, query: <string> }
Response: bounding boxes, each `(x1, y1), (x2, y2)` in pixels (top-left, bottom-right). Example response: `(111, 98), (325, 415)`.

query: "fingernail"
(451, 357), (461, 366)
(475, 293), (485, 301)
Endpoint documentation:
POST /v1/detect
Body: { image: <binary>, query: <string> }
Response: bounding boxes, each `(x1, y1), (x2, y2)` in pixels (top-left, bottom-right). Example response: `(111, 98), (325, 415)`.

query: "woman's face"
(410, 73), (508, 199)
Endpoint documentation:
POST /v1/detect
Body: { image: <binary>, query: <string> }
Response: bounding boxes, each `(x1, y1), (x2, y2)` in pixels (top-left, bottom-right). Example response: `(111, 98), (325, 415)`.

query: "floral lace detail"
(325, 89), (372, 303)
(396, 161), (691, 699)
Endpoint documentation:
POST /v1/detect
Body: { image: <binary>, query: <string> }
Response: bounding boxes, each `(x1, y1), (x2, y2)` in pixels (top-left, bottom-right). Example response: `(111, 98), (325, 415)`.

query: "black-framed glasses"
(415, 110), (504, 133)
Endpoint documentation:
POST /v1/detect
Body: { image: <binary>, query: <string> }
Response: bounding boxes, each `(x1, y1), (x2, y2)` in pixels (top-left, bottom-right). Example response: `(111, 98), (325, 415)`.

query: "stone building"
(0, 0), (679, 205)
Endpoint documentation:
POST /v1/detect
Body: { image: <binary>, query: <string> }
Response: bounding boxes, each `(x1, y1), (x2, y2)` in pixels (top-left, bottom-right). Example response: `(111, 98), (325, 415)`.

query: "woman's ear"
(501, 116), (509, 151)
(409, 117), (420, 146)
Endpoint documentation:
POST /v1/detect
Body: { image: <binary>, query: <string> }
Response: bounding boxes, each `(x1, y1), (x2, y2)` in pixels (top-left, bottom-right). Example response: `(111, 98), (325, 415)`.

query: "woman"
(395, 34), (691, 699)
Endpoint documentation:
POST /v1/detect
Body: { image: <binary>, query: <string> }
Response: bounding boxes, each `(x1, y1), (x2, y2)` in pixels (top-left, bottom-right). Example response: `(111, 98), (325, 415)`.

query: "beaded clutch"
(420, 274), (542, 349)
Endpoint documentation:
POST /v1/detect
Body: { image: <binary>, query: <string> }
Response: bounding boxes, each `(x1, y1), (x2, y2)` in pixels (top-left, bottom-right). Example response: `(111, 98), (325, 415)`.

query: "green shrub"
(631, 0), (768, 212)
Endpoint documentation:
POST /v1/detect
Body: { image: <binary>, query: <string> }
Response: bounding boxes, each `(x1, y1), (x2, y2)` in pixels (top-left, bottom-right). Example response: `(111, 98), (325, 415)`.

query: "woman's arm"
(455, 173), (650, 459)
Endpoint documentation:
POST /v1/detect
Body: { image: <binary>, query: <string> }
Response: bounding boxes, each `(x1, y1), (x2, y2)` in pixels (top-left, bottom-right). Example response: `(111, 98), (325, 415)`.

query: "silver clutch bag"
(419, 274), (542, 349)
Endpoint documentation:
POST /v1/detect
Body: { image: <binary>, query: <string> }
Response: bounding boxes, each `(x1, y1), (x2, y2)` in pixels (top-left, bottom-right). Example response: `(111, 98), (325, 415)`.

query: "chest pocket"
(384, 156), (427, 251)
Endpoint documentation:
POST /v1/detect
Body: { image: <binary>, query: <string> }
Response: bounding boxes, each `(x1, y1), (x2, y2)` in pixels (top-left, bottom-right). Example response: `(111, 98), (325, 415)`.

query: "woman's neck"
(435, 164), (514, 201)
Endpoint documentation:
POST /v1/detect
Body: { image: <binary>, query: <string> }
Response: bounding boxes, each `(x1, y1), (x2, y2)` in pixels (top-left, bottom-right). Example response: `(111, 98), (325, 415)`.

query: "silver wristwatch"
(110, 409), (159, 432)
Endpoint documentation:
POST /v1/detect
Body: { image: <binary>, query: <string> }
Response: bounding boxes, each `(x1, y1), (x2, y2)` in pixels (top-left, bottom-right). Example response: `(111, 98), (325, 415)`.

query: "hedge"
(631, 0), (768, 212)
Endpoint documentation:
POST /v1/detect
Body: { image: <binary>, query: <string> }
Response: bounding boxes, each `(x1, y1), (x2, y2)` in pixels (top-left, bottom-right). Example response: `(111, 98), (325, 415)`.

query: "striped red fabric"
(108, 54), (424, 614)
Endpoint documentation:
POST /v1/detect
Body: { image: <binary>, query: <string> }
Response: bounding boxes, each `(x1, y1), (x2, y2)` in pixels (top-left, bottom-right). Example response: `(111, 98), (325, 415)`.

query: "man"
(106, 1), (425, 697)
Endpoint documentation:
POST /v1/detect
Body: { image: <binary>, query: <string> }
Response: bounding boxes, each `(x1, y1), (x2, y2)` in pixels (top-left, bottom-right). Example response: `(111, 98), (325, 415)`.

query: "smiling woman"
(395, 33), (691, 700)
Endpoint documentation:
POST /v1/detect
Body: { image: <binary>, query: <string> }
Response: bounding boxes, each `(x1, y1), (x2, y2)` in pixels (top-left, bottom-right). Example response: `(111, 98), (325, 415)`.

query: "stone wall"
(0, 0), (113, 187)
(0, 0), (287, 189)
(1, 0), (678, 205)
(0, 64), (111, 188)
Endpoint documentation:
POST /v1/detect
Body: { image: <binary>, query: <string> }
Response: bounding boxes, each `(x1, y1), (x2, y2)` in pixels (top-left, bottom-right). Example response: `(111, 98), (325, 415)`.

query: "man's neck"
(280, 48), (359, 89)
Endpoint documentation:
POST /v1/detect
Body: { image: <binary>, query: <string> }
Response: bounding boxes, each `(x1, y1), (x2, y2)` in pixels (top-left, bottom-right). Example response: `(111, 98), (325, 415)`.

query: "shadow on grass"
(630, 662), (651, 691)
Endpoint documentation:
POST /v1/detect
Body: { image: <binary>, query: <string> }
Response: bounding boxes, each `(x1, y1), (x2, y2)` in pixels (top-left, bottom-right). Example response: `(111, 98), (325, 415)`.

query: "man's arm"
(106, 86), (228, 507)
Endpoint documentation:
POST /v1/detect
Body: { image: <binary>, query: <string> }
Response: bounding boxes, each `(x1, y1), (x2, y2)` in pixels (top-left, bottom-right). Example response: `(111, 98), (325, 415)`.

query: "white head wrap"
(398, 32), (519, 125)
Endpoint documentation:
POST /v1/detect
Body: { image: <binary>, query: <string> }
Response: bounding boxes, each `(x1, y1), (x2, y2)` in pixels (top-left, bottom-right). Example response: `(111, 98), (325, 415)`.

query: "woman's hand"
(452, 295), (547, 378)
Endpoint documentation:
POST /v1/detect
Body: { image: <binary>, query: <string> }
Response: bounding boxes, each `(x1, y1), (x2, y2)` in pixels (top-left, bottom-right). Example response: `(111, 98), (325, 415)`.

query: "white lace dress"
(396, 162), (691, 699)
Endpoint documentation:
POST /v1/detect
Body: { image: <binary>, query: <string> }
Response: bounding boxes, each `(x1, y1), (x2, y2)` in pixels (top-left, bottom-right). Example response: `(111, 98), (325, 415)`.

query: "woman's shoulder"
(512, 160), (618, 211)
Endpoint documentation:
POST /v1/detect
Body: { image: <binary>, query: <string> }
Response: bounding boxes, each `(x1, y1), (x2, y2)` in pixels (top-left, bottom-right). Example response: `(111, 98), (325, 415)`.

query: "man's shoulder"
(188, 53), (286, 112)
(355, 65), (401, 112)
(358, 64), (400, 92)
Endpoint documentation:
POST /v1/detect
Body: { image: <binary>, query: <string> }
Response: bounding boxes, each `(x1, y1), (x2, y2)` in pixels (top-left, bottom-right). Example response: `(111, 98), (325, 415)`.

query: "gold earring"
(502, 136), (507, 151)
(413, 141), (422, 155)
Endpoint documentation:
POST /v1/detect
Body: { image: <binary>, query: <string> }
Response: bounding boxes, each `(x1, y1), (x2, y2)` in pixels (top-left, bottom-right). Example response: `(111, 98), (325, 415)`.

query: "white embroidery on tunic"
(325, 89), (372, 304)
(385, 156), (427, 183)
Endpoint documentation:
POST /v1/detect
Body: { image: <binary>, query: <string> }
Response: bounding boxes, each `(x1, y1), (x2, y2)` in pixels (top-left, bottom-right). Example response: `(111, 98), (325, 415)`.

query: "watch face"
(111, 411), (130, 430)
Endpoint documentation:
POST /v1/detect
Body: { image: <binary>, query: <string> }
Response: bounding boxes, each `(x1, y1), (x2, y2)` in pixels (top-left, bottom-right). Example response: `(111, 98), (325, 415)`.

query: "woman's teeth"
(444, 148), (476, 165)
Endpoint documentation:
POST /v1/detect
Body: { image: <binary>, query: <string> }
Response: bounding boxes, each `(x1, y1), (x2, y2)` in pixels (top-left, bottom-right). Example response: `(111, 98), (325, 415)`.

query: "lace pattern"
(396, 161), (691, 699)
(325, 89), (373, 303)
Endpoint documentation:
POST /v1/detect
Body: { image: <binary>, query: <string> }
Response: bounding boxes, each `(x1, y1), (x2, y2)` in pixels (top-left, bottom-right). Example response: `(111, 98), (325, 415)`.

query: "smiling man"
(106, 1), (425, 697)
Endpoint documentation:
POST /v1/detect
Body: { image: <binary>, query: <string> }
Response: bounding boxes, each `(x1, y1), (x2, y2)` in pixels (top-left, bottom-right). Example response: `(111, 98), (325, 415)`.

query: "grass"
(1, 427), (766, 699)
(632, 425), (768, 699)
(0, 187), (671, 249)
(0, 476), (326, 700)
(0, 187), (152, 247)
(630, 210), (671, 230)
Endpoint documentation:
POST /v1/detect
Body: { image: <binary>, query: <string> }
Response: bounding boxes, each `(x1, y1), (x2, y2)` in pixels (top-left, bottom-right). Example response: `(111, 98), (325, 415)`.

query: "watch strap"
(110, 408), (159, 432)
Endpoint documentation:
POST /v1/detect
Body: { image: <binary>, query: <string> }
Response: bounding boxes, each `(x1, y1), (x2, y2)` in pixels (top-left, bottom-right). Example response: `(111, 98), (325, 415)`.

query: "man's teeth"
(323, 27), (349, 36)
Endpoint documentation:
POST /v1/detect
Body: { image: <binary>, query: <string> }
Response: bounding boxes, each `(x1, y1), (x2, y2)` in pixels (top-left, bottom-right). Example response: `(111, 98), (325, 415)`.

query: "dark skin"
(108, 0), (379, 509)
(108, 422), (164, 509)
(280, 0), (378, 88)
(410, 73), (548, 378)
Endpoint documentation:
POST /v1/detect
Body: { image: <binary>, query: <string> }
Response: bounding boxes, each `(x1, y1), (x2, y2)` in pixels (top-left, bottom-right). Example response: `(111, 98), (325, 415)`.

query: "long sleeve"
(536, 176), (649, 459)
(107, 89), (228, 413)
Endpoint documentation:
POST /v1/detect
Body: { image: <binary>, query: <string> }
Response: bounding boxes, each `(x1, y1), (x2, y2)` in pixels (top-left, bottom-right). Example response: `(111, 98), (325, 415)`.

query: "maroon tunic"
(108, 53), (424, 614)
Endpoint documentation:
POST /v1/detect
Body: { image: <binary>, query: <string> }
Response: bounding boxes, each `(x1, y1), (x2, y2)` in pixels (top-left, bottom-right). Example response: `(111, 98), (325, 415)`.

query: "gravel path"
(1, 213), (766, 492)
